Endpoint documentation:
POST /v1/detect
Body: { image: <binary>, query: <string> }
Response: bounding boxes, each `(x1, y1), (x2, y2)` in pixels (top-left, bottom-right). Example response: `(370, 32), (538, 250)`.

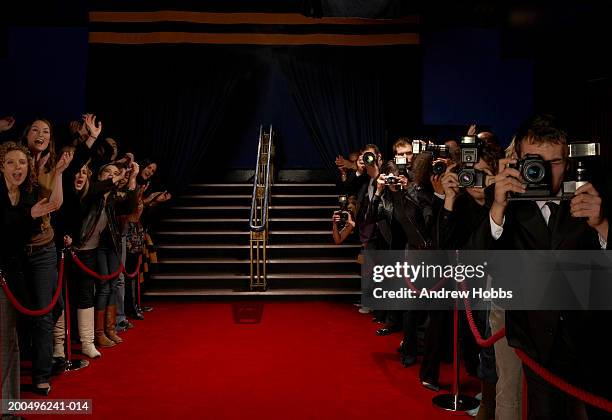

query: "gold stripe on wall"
(89, 11), (419, 26)
(88, 32), (420, 46)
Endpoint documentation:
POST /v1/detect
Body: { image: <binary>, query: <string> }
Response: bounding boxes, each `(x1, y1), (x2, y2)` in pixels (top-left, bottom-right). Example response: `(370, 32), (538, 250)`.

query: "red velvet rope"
(122, 254), (142, 279)
(455, 279), (611, 412)
(459, 281), (506, 347)
(0, 253), (65, 316)
(515, 349), (612, 413)
(71, 250), (124, 281)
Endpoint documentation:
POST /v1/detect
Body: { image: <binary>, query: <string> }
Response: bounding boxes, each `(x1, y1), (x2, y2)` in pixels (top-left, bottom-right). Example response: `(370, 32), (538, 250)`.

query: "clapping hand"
(31, 198), (59, 219)
(0, 116), (15, 132)
(83, 114), (102, 139)
(55, 151), (74, 174)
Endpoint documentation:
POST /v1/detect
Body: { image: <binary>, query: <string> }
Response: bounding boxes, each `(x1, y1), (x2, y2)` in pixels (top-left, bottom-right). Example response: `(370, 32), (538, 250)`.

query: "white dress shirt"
(489, 199), (607, 249)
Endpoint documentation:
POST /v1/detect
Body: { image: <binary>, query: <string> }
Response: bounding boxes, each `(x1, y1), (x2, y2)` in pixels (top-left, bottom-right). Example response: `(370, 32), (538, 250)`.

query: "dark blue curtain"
(87, 45), (246, 191)
(278, 47), (388, 175)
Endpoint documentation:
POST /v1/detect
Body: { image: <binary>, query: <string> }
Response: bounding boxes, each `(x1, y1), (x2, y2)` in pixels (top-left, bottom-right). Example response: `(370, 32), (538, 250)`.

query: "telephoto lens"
(362, 151), (377, 166)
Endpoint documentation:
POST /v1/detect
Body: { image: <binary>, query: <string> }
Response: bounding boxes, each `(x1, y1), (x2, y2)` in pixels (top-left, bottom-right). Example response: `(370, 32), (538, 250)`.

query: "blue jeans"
(94, 248), (120, 310)
(1, 288), (20, 413)
(116, 235), (127, 323)
(25, 243), (59, 385)
(73, 250), (97, 309)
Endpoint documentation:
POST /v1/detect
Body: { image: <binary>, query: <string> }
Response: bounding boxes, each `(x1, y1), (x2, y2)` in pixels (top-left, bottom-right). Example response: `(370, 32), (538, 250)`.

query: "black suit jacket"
(471, 199), (610, 370)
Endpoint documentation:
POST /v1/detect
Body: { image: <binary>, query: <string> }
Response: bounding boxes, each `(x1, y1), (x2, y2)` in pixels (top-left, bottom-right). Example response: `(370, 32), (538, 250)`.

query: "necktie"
(546, 201), (559, 230)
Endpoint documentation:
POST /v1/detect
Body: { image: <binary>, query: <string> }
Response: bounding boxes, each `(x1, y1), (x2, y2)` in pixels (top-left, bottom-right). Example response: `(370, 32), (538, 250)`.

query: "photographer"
(365, 161), (431, 345)
(392, 137), (415, 179)
(332, 196), (358, 245)
(473, 114), (610, 420)
(435, 134), (503, 417)
(335, 150), (359, 193)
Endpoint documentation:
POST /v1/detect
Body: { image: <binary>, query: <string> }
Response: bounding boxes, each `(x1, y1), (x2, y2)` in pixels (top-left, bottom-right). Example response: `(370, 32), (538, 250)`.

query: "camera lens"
(363, 152), (376, 166)
(523, 161), (544, 183)
(458, 170), (474, 187)
(432, 161), (447, 175)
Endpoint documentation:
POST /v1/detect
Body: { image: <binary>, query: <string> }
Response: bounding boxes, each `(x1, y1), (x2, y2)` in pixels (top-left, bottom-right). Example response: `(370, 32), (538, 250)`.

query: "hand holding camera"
(375, 174), (387, 195)
(441, 163), (460, 205)
(490, 158), (526, 224)
(333, 210), (354, 230)
(570, 182), (606, 229)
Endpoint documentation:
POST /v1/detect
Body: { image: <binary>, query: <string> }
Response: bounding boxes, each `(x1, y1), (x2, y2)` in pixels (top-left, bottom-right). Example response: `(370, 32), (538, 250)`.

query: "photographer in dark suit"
(472, 115), (611, 420)
(434, 132), (503, 416)
(365, 160), (432, 361)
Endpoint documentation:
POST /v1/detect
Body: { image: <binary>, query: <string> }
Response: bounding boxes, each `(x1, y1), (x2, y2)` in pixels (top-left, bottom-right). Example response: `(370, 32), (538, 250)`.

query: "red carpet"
(22, 301), (479, 419)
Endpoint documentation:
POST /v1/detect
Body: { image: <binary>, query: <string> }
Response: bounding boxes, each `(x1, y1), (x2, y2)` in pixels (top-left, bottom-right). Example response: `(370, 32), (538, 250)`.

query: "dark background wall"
(2, 2), (610, 178)
(0, 26), (88, 134)
(421, 27), (533, 147)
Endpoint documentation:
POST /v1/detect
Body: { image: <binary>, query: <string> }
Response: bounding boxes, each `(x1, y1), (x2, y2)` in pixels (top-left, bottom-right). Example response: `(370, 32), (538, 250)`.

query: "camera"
(509, 154), (552, 199)
(394, 155), (408, 174)
(334, 195), (350, 230)
(412, 140), (450, 175)
(432, 159), (448, 176)
(459, 135), (480, 165)
(457, 167), (486, 188)
(456, 135), (486, 188)
(562, 142), (600, 199)
(384, 174), (401, 186)
(362, 151), (377, 167)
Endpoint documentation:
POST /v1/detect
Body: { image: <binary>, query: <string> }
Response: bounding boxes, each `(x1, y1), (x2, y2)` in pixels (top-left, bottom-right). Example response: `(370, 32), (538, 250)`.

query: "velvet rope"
(515, 349), (612, 413)
(70, 250), (124, 281)
(0, 253), (65, 316)
(459, 281), (506, 348)
(122, 254), (142, 279)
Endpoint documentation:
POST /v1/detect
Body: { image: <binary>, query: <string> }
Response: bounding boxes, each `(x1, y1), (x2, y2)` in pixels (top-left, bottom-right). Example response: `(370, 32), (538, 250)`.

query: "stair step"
(176, 195), (337, 206)
(156, 243), (360, 258)
(160, 218), (329, 223)
(150, 273), (360, 280)
(158, 244), (360, 249)
(159, 258), (357, 264)
(188, 183), (335, 187)
(151, 174), (358, 295)
(144, 288), (360, 296)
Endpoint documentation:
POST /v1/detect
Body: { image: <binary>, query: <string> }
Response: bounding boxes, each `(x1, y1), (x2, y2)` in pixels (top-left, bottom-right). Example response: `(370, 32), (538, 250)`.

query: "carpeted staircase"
(147, 172), (361, 296)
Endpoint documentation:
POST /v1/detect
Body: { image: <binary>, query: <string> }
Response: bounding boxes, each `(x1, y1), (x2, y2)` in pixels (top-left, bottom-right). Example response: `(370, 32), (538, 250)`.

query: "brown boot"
(105, 305), (123, 344)
(94, 309), (116, 348)
(475, 380), (496, 420)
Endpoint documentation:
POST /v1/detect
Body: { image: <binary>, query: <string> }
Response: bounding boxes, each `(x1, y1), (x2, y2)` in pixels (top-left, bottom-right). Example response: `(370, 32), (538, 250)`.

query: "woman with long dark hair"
(21, 119), (73, 395)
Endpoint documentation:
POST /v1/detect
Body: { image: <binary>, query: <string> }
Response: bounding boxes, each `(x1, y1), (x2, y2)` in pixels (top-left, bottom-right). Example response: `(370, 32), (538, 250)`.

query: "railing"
(249, 124), (274, 290)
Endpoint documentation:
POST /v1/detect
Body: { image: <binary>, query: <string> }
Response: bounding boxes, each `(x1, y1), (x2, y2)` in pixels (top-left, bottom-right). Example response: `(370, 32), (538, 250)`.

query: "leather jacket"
(76, 179), (137, 254)
(365, 187), (432, 250)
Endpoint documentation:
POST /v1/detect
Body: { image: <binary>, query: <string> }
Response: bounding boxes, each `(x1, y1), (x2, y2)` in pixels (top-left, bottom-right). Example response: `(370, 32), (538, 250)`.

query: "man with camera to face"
(435, 133), (503, 416)
(473, 114), (610, 420)
(365, 160), (431, 351)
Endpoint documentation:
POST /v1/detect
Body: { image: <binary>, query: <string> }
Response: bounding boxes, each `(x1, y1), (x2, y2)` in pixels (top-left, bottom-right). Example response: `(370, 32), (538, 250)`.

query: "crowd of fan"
(0, 114), (171, 403)
(331, 115), (610, 420)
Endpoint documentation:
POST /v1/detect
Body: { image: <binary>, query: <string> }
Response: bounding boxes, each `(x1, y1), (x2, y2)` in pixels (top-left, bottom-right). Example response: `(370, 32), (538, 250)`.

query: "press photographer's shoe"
(51, 357), (66, 375)
(421, 380), (440, 392)
(33, 383), (51, 396)
(401, 355), (416, 367)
